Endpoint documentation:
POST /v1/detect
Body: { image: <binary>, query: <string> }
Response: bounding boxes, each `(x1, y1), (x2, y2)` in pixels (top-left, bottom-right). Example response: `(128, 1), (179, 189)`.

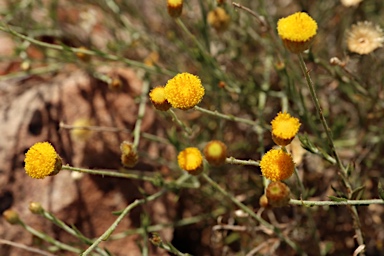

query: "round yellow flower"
(120, 141), (139, 168)
(277, 12), (318, 53)
(178, 147), (203, 175)
(259, 149), (295, 181)
(207, 7), (231, 33)
(271, 112), (301, 146)
(203, 140), (227, 166)
(149, 86), (171, 111)
(164, 73), (205, 110)
(24, 142), (62, 179)
(167, 0), (183, 18)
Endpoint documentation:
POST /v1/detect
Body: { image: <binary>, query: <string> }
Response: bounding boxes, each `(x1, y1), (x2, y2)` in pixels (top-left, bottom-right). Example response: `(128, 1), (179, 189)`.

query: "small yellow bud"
(29, 202), (44, 215)
(167, 0), (183, 18)
(259, 194), (269, 208)
(120, 141), (139, 168)
(76, 46), (91, 62)
(207, 7), (230, 33)
(3, 209), (20, 225)
(203, 140), (227, 166)
(149, 86), (171, 111)
(108, 77), (123, 91)
(266, 181), (291, 207)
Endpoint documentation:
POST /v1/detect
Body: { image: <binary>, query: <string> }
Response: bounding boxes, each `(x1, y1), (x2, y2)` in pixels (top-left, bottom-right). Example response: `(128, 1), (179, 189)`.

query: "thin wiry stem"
(201, 173), (304, 254)
(0, 24), (175, 76)
(297, 53), (365, 252)
(290, 199), (384, 206)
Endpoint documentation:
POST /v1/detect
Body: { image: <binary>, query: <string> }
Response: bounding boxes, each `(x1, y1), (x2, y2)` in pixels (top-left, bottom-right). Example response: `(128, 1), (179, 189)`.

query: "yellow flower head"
(24, 142), (62, 179)
(346, 21), (384, 55)
(149, 86), (171, 111)
(70, 118), (94, 141)
(167, 0), (183, 18)
(203, 140), (227, 166)
(277, 12), (318, 53)
(271, 112), (301, 146)
(259, 149), (295, 181)
(178, 147), (203, 175)
(207, 7), (231, 33)
(120, 141), (139, 168)
(164, 73), (205, 110)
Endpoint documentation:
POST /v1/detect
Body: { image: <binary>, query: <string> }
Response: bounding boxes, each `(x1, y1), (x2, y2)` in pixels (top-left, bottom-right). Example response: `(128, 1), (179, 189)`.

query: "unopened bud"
(3, 209), (20, 225)
(120, 141), (139, 168)
(29, 202), (44, 215)
(266, 181), (291, 207)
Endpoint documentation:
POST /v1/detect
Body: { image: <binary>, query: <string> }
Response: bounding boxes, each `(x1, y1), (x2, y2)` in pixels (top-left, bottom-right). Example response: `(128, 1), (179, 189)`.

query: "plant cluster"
(1, 0), (384, 255)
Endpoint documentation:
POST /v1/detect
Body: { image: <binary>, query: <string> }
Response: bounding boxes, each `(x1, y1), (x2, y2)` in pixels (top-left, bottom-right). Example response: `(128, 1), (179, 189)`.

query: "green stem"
(298, 54), (344, 171)
(80, 190), (165, 256)
(0, 238), (56, 256)
(19, 221), (81, 254)
(0, 24), (175, 76)
(194, 106), (262, 130)
(298, 53), (365, 251)
(290, 199), (384, 206)
(168, 109), (193, 136)
(201, 173), (303, 254)
(80, 173), (191, 255)
(175, 19), (239, 93)
(40, 210), (108, 256)
(225, 157), (259, 167)
(109, 208), (225, 239)
(62, 165), (155, 182)
(59, 122), (170, 145)
(133, 79), (150, 149)
(0, 64), (63, 81)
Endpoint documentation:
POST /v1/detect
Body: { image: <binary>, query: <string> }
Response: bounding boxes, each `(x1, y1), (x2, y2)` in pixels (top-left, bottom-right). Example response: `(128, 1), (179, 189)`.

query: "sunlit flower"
(24, 142), (62, 179)
(346, 21), (384, 55)
(259, 149), (295, 181)
(149, 86), (171, 111)
(266, 181), (291, 207)
(3, 209), (20, 225)
(120, 141), (138, 168)
(204, 140), (227, 166)
(70, 118), (93, 141)
(340, 0), (363, 7)
(167, 0), (183, 18)
(164, 73), (205, 110)
(271, 112), (301, 146)
(207, 7), (231, 33)
(277, 12), (318, 53)
(178, 147), (203, 175)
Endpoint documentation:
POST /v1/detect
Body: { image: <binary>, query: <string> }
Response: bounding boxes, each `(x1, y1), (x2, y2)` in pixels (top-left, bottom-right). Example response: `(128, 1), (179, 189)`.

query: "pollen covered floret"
(277, 12), (318, 53)
(259, 149), (295, 181)
(178, 147), (204, 175)
(149, 86), (171, 111)
(24, 142), (62, 179)
(164, 73), (205, 110)
(271, 112), (301, 146)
